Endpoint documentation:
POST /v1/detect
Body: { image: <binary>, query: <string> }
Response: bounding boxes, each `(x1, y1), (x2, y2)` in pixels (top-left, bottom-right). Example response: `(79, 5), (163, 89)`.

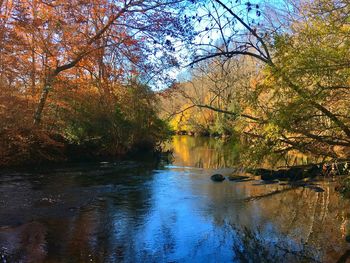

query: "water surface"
(0, 136), (349, 262)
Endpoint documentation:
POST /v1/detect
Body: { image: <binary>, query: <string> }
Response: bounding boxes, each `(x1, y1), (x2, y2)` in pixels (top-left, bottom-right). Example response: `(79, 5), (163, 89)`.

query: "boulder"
(305, 165), (322, 177)
(211, 174), (225, 182)
(254, 167), (308, 181)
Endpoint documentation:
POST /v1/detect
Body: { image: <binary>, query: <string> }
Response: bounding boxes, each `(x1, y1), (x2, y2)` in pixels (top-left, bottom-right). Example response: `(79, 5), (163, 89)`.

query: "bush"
(0, 93), (65, 166)
(61, 80), (172, 157)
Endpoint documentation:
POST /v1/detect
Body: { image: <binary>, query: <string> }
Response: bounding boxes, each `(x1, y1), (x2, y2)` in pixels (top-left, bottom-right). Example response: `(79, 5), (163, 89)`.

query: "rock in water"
(228, 175), (250, 181)
(211, 174), (225, 182)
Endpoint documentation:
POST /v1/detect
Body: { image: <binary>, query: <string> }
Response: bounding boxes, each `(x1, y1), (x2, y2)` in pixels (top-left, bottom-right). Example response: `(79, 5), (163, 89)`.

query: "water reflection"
(170, 136), (240, 169)
(170, 135), (321, 169)
(0, 136), (349, 262)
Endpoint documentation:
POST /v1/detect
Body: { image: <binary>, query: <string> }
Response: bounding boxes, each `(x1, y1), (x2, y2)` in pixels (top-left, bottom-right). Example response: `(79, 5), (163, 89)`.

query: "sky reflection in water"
(0, 136), (349, 262)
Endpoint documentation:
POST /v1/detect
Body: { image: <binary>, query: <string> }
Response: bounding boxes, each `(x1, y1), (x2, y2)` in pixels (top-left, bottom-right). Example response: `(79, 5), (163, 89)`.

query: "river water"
(0, 136), (349, 262)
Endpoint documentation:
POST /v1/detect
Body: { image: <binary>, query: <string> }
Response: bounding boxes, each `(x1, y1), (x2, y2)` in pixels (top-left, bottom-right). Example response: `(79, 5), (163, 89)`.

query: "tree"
(161, 56), (258, 135)
(0, 0), (192, 166)
(184, 0), (350, 159)
(1, 0), (191, 125)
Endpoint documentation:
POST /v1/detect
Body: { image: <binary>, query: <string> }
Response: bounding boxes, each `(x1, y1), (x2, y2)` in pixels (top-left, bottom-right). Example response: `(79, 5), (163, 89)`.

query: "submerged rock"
(228, 175), (250, 182)
(211, 174), (225, 182)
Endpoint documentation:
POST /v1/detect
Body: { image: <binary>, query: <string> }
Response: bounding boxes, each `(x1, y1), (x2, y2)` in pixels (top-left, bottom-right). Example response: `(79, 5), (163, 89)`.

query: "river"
(0, 136), (349, 262)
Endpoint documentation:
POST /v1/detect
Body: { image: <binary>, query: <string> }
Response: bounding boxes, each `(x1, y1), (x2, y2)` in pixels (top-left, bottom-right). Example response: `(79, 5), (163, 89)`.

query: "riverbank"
(249, 161), (350, 180)
(0, 127), (169, 168)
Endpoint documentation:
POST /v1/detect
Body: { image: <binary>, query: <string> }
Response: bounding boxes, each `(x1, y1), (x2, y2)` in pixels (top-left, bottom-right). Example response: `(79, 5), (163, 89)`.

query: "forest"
(0, 0), (349, 166)
(160, 0), (350, 165)
(1, 0), (350, 262)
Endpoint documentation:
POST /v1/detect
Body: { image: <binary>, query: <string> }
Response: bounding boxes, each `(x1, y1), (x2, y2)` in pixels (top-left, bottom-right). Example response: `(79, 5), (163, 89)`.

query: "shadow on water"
(0, 136), (350, 262)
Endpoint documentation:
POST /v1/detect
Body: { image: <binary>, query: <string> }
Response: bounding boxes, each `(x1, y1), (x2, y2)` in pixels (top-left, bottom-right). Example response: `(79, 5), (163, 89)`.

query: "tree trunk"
(33, 76), (54, 125)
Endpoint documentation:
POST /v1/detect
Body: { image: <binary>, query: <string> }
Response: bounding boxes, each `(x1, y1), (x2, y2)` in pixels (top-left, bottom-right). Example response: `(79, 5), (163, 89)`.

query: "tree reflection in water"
(0, 136), (349, 262)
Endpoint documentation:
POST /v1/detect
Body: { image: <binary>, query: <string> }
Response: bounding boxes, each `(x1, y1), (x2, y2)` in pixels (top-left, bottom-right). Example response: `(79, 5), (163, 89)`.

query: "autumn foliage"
(0, 0), (187, 166)
(162, 0), (350, 163)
